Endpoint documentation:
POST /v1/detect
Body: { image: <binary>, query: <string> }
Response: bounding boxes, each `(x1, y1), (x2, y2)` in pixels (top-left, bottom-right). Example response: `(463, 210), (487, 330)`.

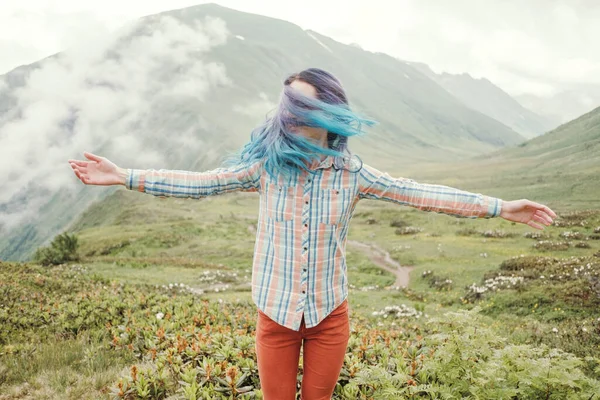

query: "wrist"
(499, 199), (508, 219)
(117, 167), (128, 186)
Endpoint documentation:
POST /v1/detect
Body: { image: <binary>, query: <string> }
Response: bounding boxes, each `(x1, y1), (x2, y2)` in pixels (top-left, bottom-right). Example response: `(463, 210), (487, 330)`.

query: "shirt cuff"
(484, 196), (503, 218)
(125, 168), (146, 192)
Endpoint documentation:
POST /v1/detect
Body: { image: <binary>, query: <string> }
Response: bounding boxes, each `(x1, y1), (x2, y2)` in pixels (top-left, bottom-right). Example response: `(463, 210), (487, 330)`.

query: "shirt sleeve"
(357, 163), (503, 219)
(123, 160), (262, 198)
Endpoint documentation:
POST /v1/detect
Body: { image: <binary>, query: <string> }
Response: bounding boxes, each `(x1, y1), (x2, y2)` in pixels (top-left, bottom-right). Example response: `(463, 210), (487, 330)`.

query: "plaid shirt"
(125, 155), (502, 330)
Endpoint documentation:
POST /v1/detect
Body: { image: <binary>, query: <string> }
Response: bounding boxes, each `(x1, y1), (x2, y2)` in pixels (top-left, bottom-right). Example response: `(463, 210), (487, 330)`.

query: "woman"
(68, 68), (556, 400)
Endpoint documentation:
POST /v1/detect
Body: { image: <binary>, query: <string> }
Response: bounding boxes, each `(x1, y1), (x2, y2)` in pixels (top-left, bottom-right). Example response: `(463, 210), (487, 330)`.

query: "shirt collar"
(309, 155), (335, 170)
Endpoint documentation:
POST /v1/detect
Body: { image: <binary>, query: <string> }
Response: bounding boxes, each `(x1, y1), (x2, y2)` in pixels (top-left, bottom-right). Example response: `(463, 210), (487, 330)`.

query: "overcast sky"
(1, 0), (599, 96)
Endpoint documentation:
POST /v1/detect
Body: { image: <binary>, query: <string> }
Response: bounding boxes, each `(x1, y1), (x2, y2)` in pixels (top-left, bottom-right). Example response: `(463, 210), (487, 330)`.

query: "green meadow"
(1, 186), (599, 399)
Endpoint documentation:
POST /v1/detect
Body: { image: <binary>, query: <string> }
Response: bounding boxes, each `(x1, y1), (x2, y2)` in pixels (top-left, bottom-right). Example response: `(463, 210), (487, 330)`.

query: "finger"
(84, 152), (103, 162)
(68, 159), (89, 167)
(526, 220), (544, 230)
(532, 214), (550, 226)
(535, 210), (553, 225)
(527, 200), (557, 219)
(72, 168), (83, 182)
(70, 164), (88, 174)
(72, 168), (90, 184)
(544, 206), (557, 219)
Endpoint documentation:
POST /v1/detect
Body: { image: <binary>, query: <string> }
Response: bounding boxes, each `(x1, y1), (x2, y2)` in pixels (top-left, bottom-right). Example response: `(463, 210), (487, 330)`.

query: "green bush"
(33, 232), (80, 266)
(2, 262), (599, 399)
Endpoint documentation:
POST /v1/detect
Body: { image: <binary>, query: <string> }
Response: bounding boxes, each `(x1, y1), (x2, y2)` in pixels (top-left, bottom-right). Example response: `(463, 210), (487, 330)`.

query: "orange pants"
(255, 299), (350, 400)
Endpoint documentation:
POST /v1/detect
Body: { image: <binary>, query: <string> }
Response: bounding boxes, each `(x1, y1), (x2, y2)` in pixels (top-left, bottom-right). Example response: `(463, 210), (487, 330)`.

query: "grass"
(72, 189), (599, 319)
(0, 331), (135, 399)
(3, 181), (600, 397)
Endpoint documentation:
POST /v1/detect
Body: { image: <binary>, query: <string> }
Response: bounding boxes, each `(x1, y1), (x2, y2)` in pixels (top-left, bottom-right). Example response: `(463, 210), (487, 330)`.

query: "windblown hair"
(226, 68), (375, 178)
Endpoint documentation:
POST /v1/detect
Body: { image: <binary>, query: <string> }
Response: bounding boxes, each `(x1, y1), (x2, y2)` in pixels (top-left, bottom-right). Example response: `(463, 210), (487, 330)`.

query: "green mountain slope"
(402, 106), (600, 211)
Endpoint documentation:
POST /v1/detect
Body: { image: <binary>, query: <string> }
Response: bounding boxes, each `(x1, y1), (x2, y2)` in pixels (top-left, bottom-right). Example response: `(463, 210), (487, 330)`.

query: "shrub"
(552, 210), (598, 227)
(395, 226), (423, 235)
(499, 255), (556, 271)
(481, 229), (517, 238)
(574, 241), (591, 249)
(390, 219), (409, 228)
(559, 231), (584, 240)
(32, 232), (80, 266)
(421, 270), (453, 291)
(523, 231), (551, 240)
(533, 241), (570, 251)
(457, 228), (517, 238)
(456, 228), (478, 236)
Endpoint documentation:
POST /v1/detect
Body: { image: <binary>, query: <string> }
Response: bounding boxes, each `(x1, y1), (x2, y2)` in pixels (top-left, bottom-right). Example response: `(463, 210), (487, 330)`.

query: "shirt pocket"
(318, 187), (355, 225)
(265, 181), (295, 222)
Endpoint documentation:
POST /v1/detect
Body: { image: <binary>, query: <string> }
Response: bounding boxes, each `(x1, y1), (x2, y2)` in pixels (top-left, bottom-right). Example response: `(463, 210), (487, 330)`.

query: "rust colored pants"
(255, 299), (350, 400)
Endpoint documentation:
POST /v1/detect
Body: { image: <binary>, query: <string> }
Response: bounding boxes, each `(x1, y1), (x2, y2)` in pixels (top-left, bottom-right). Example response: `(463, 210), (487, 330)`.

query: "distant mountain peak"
(408, 61), (555, 138)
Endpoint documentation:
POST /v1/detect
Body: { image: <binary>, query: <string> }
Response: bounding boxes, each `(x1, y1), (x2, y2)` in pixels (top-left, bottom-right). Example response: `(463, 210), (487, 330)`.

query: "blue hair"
(225, 68), (376, 179)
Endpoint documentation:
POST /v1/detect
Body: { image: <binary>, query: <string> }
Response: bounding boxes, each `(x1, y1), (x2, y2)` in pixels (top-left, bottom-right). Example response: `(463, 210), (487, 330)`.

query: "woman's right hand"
(68, 152), (127, 186)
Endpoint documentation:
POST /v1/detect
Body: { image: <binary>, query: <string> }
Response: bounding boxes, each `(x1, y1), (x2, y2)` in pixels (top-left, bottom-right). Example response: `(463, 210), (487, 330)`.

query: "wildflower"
(156, 312), (164, 320)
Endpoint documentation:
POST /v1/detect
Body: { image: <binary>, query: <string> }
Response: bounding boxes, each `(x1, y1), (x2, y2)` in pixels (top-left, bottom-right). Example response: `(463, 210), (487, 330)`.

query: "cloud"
(233, 92), (277, 118)
(372, 0), (600, 96)
(2, 1), (599, 98)
(0, 14), (230, 232)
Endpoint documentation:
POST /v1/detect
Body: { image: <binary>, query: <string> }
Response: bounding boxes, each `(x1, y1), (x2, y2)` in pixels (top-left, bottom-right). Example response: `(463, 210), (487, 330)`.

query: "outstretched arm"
(358, 163), (555, 229)
(69, 152), (262, 198)
(122, 162), (262, 198)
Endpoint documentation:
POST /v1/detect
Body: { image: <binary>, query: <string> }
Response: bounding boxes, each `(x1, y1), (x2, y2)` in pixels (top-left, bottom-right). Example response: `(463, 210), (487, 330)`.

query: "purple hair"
(228, 68), (375, 178)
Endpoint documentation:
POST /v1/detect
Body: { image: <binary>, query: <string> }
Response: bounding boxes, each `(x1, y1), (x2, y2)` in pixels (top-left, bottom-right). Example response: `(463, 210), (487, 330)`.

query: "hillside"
(517, 85), (600, 125)
(409, 62), (555, 138)
(402, 106), (600, 211)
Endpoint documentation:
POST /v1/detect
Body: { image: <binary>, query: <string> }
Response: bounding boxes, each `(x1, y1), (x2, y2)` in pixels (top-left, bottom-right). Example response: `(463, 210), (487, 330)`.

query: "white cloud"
(0, 13), (230, 232)
(233, 92), (277, 118)
(1, 1), (598, 97)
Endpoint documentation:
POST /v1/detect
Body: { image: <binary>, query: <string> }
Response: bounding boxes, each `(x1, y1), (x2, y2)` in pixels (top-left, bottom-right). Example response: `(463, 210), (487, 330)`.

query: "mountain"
(404, 106), (600, 211)
(409, 62), (555, 139)
(0, 3), (526, 261)
(486, 105), (600, 166)
(516, 85), (600, 126)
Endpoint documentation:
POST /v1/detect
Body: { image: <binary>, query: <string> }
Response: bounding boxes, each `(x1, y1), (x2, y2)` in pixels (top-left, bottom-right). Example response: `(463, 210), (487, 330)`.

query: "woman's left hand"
(499, 199), (557, 230)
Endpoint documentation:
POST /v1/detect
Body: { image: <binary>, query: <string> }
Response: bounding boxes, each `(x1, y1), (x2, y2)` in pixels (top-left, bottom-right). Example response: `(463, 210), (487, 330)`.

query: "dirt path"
(347, 240), (414, 288)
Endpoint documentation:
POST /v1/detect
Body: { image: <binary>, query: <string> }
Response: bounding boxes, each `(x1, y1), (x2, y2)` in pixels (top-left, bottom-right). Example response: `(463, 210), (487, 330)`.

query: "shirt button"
(304, 223), (308, 227)
(302, 290), (306, 294)
(305, 200), (309, 205)
(303, 246), (307, 251)
(303, 268), (307, 272)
